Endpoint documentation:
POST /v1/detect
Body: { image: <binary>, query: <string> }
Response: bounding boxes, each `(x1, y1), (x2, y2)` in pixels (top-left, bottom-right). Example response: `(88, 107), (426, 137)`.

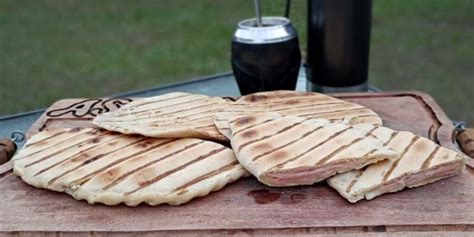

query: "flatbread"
(228, 113), (397, 187)
(94, 92), (229, 141)
(215, 90), (383, 139)
(13, 128), (247, 206)
(327, 124), (467, 203)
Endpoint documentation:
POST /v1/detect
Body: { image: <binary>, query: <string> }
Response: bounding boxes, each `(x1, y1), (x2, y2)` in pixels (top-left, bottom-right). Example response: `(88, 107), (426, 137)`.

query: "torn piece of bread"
(327, 124), (467, 203)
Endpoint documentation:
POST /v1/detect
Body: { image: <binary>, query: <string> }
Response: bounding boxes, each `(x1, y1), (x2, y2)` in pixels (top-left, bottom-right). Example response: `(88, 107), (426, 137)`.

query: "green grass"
(0, 0), (473, 125)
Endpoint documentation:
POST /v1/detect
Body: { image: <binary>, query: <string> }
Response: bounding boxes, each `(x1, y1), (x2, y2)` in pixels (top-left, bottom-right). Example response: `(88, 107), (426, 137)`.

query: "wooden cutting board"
(1, 91), (473, 236)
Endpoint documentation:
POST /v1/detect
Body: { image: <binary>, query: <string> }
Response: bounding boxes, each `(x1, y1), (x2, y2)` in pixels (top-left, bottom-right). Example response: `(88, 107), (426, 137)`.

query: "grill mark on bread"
(106, 102), (222, 122)
(271, 127), (353, 169)
(271, 102), (345, 112)
(363, 126), (379, 137)
(71, 139), (177, 186)
(251, 125), (325, 161)
(367, 127), (380, 140)
(142, 102), (221, 117)
(299, 107), (369, 117)
(357, 114), (379, 118)
(124, 147), (227, 195)
(24, 130), (68, 148)
(233, 116), (257, 126)
(237, 119), (308, 152)
(192, 124), (217, 129)
(32, 135), (126, 176)
(115, 97), (207, 116)
(337, 148), (377, 194)
(219, 115), (264, 125)
(317, 128), (377, 165)
(102, 140), (205, 190)
(421, 146), (441, 170)
(232, 119), (274, 137)
(47, 138), (148, 185)
(146, 115), (214, 129)
(228, 116), (249, 124)
(124, 93), (192, 109)
(24, 131), (110, 167)
(239, 96), (331, 104)
(162, 114), (215, 123)
(174, 108), (224, 119)
(244, 94), (268, 102)
(214, 109), (263, 113)
(173, 161), (240, 194)
(100, 114), (215, 126)
(382, 136), (419, 181)
(303, 113), (377, 120)
(346, 165), (370, 193)
(382, 131), (399, 146)
(222, 101), (343, 113)
(214, 118), (229, 122)
(14, 129), (92, 161)
(361, 126), (379, 140)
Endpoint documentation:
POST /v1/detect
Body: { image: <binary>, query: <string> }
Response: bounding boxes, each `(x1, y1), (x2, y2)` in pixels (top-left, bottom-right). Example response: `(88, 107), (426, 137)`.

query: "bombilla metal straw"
(254, 0), (262, 27)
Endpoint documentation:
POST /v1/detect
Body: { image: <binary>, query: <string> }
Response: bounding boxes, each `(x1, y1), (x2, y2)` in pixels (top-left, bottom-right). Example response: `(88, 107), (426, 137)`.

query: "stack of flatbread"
(12, 90), (467, 206)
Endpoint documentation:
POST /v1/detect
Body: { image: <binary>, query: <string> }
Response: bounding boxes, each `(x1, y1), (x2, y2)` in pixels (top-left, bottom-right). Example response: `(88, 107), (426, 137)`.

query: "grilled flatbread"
(13, 128), (247, 206)
(94, 92), (229, 141)
(327, 124), (467, 203)
(228, 113), (397, 187)
(215, 90), (382, 139)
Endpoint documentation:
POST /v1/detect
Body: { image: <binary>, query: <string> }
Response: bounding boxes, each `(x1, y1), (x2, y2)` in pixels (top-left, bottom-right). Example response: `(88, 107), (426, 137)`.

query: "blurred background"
(0, 0), (472, 124)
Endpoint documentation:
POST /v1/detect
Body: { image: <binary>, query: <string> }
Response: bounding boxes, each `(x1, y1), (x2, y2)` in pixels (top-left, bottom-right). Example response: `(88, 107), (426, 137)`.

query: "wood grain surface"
(1, 91), (473, 236)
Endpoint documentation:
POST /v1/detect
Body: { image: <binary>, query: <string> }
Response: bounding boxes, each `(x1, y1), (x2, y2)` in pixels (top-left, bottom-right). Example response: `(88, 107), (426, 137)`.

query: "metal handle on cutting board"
(0, 139), (16, 165)
(0, 131), (25, 165)
(457, 128), (474, 158)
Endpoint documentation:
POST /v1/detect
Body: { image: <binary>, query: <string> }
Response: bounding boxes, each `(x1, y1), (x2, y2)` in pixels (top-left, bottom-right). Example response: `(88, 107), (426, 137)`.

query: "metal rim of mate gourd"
(233, 16), (297, 44)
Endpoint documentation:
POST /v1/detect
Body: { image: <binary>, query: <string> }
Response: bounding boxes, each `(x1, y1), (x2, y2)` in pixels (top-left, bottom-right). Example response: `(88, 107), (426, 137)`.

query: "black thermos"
(306, 0), (372, 92)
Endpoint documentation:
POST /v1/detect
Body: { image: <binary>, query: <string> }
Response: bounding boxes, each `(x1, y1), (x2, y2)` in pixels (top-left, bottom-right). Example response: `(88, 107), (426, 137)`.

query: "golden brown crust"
(327, 124), (467, 203)
(228, 113), (397, 187)
(94, 92), (229, 141)
(12, 128), (247, 206)
(214, 90), (383, 139)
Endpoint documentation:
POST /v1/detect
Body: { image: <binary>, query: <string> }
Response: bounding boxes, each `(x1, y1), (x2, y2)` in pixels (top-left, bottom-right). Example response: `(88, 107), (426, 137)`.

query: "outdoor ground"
(0, 0), (472, 125)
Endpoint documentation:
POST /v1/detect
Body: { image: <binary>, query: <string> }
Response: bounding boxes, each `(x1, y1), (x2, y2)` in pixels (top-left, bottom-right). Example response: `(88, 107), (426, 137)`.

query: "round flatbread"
(94, 92), (229, 141)
(13, 128), (247, 206)
(215, 90), (383, 139)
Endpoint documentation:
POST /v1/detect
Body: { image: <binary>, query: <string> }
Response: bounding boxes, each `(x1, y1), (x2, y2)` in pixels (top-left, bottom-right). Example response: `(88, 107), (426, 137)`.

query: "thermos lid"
(233, 17), (297, 44)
